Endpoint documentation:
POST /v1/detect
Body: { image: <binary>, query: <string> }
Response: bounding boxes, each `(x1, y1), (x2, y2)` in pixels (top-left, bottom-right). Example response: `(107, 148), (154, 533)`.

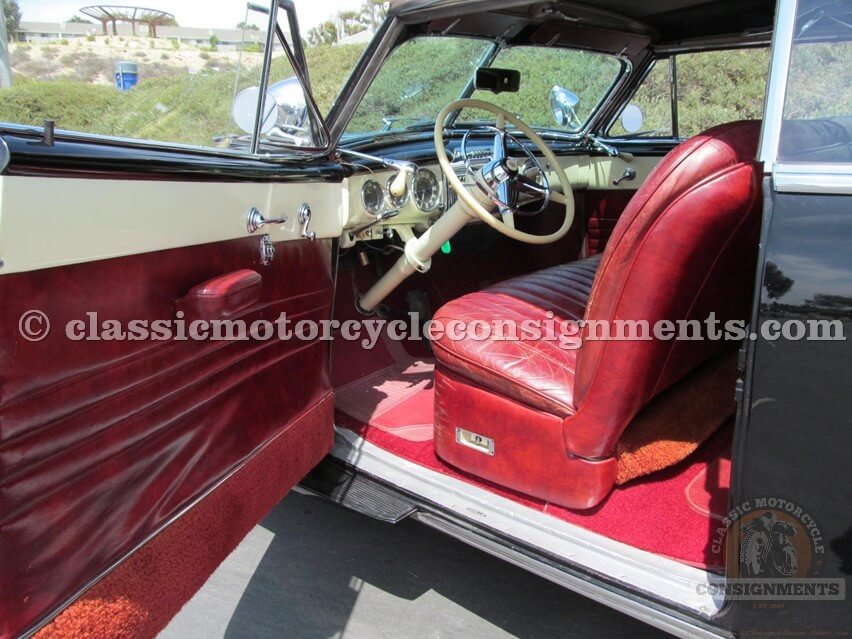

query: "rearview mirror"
(550, 86), (580, 129)
(475, 68), (521, 94)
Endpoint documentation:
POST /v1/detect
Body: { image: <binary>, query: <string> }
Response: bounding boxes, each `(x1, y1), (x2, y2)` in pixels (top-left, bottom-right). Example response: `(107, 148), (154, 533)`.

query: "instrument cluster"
(359, 168), (442, 216)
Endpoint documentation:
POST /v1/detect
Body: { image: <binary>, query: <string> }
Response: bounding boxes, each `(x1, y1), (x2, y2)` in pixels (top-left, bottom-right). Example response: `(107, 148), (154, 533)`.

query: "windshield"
(343, 37), (623, 140)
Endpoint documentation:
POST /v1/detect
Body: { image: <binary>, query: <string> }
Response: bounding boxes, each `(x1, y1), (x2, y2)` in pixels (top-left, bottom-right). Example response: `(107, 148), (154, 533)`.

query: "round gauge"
(386, 175), (409, 209)
(361, 179), (385, 216)
(412, 168), (441, 212)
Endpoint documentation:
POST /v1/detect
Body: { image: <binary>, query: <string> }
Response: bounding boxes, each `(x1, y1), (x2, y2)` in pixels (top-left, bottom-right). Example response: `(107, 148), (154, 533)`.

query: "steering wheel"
(434, 99), (575, 245)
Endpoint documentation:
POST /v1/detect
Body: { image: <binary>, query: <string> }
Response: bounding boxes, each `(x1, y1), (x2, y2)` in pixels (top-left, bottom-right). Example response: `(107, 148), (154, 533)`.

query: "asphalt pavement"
(160, 490), (670, 639)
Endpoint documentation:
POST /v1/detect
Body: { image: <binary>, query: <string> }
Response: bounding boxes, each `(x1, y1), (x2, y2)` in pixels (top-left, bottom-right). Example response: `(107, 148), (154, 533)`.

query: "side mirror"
(620, 104), (644, 134)
(231, 77), (309, 140)
(268, 76), (309, 132)
(550, 86), (581, 129)
(232, 87), (279, 135)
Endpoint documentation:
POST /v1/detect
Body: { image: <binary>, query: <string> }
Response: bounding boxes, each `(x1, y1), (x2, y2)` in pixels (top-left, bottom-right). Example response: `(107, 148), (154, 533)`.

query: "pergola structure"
(79, 5), (176, 37)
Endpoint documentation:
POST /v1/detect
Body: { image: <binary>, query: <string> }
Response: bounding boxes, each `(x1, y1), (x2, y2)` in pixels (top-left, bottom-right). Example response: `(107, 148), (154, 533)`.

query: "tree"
(307, 20), (337, 46)
(335, 10), (364, 38)
(237, 21), (259, 31)
(764, 262), (795, 300)
(305, 1), (388, 47)
(359, 0), (389, 30)
(67, 15), (91, 24)
(3, 0), (21, 41)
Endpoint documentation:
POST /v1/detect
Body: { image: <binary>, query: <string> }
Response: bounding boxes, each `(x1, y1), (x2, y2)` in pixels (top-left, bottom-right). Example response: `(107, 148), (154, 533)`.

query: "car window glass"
(778, 0), (852, 163)
(1, 2), (316, 154)
(467, 46), (622, 131)
(608, 60), (672, 137)
(608, 48), (769, 139)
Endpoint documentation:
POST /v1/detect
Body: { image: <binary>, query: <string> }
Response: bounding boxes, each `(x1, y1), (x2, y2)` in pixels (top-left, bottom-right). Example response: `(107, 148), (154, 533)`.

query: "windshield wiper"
(380, 116), (434, 132)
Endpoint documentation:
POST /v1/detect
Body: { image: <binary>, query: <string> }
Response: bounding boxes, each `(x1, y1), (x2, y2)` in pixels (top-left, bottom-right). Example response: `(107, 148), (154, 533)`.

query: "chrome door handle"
(246, 207), (288, 234)
(299, 203), (316, 242)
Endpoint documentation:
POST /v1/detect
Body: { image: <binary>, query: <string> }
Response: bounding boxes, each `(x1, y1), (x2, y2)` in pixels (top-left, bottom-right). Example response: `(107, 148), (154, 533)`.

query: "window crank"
(613, 167), (637, 186)
(246, 207), (288, 234)
(299, 203), (316, 242)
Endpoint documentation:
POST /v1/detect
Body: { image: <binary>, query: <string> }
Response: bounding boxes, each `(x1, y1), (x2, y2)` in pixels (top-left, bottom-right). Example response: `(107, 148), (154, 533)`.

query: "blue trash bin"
(115, 61), (139, 91)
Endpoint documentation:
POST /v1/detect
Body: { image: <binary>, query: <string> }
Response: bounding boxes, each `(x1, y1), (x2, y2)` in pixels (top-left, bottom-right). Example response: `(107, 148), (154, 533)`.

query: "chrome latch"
(455, 427), (495, 456)
(259, 234), (275, 265)
(247, 207), (288, 234)
(298, 203), (316, 242)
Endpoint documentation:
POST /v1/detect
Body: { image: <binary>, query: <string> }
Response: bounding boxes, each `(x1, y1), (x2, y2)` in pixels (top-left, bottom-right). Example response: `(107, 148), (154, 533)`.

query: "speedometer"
(361, 179), (385, 216)
(412, 168), (441, 212)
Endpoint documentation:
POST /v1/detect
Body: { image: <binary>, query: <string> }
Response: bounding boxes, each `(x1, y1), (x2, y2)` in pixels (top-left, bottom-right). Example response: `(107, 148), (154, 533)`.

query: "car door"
(0, 3), (343, 637)
(729, 0), (852, 635)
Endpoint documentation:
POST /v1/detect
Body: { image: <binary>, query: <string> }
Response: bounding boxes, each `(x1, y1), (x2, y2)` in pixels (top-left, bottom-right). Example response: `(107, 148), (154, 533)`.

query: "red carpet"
(336, 391), (731, 569)
(36, 395), (334, 639)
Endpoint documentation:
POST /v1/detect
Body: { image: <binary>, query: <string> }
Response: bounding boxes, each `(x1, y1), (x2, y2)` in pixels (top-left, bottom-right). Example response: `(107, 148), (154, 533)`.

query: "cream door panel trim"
(0, 176), (344, 275)
(587, 156), (660, 190)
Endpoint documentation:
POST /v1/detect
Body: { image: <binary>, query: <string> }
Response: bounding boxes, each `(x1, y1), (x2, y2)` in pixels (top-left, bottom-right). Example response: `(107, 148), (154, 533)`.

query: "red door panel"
(0, 237), (335, 637)
(584, 190), (636, 256)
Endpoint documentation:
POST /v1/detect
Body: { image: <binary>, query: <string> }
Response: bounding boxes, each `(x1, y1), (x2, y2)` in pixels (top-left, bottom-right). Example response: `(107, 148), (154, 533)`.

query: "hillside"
(1, 37), (367, 147)
(2, 36), (836, 147)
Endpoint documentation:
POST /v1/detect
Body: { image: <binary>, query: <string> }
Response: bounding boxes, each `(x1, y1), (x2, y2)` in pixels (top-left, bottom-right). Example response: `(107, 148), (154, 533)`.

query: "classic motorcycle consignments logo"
(702, 497), (845, 601)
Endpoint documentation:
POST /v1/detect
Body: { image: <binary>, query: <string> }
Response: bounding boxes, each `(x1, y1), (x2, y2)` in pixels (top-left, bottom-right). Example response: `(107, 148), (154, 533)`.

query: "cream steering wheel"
(434, 99), (575, 245)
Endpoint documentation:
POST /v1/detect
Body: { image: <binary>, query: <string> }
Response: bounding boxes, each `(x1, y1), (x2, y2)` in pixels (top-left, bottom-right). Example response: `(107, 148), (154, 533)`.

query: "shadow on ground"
(199, 491), (670, 639)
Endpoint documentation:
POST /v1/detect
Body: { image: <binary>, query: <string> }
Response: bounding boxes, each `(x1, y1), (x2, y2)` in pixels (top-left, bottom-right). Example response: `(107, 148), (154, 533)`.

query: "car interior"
(329, 0), (779, 573)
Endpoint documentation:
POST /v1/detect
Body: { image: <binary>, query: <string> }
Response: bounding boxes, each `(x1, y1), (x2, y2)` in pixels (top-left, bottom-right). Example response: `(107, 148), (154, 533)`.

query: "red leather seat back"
(567, 121), (763, 459)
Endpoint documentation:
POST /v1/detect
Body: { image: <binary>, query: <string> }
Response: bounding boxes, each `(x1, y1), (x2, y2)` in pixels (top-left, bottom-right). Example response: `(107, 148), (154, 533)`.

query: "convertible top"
(389, 0), (776, 46)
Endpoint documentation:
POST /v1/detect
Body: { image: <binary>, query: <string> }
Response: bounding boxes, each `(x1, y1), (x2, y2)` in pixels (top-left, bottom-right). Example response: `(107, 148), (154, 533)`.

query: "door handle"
(246, 207), (288, 234)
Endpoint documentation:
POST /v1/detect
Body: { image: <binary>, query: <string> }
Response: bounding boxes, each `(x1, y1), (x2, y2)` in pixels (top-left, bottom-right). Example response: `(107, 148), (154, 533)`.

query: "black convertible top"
(390, 0), (776, 45)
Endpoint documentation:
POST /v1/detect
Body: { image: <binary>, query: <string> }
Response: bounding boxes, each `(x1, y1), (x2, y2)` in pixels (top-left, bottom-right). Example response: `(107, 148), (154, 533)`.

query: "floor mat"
(336, 375), (731, 569)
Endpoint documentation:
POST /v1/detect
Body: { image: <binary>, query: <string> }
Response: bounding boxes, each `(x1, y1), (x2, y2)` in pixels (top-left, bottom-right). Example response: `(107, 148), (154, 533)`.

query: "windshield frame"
(338, 35), (631, 145)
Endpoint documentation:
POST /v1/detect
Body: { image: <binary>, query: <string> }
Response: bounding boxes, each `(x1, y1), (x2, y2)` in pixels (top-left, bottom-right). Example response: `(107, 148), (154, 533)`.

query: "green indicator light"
(441, 241), (452, 255)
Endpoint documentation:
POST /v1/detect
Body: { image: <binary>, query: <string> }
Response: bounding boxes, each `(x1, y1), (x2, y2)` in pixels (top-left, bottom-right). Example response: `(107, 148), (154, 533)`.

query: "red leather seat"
(432, 121), (763, 509)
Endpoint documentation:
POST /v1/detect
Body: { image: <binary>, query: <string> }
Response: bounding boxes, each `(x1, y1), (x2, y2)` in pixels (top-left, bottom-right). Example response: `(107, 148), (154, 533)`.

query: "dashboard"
(343, 163), (454, 246)
(340, 151), (662, 247)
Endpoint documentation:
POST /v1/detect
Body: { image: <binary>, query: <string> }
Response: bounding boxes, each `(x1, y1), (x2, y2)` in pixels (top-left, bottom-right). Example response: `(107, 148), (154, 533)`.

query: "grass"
(0, 39), (846, 149)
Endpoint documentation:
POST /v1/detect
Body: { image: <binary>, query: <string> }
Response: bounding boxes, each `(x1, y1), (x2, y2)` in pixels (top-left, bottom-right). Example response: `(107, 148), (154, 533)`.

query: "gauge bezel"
(386, 174), (410, 209)
(412, 168), (441, 213)
(360, 179), (386, 216)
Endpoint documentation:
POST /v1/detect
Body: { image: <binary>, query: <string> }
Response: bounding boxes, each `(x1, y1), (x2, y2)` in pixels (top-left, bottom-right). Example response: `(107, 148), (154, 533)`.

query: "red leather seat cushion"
(432, 255), (600, 416)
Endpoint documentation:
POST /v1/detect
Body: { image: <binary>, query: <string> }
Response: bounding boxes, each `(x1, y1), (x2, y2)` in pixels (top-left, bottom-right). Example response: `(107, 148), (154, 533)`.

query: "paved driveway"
(160, 491), (670, 639)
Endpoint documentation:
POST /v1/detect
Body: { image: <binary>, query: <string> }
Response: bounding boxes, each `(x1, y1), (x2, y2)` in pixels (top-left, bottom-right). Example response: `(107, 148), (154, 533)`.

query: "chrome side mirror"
(232, 87), (279, 135)
(550, 86), (581, 129)
(268, 76), (309, 133)
(620, 104), (645, 134)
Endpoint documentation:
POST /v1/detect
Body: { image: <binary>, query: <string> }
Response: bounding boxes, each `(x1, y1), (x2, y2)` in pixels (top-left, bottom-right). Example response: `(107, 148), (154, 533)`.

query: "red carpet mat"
(336, 387), (731, 570)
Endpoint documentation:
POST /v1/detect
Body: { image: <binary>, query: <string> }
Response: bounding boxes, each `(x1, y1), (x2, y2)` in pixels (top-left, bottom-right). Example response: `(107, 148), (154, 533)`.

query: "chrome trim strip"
(331, 426), (727, 621)
(774, 164), (852, 194)
(414, 512), (731, 639)
(759, 0), (798, 166)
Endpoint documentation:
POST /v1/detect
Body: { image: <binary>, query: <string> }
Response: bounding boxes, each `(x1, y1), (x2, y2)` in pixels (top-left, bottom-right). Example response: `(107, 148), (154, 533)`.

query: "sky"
(18, 0), (364, 31)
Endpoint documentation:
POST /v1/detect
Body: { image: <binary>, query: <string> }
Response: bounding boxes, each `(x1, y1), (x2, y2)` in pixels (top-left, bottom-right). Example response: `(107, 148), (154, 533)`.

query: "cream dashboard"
(340, 153), (661, 247)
